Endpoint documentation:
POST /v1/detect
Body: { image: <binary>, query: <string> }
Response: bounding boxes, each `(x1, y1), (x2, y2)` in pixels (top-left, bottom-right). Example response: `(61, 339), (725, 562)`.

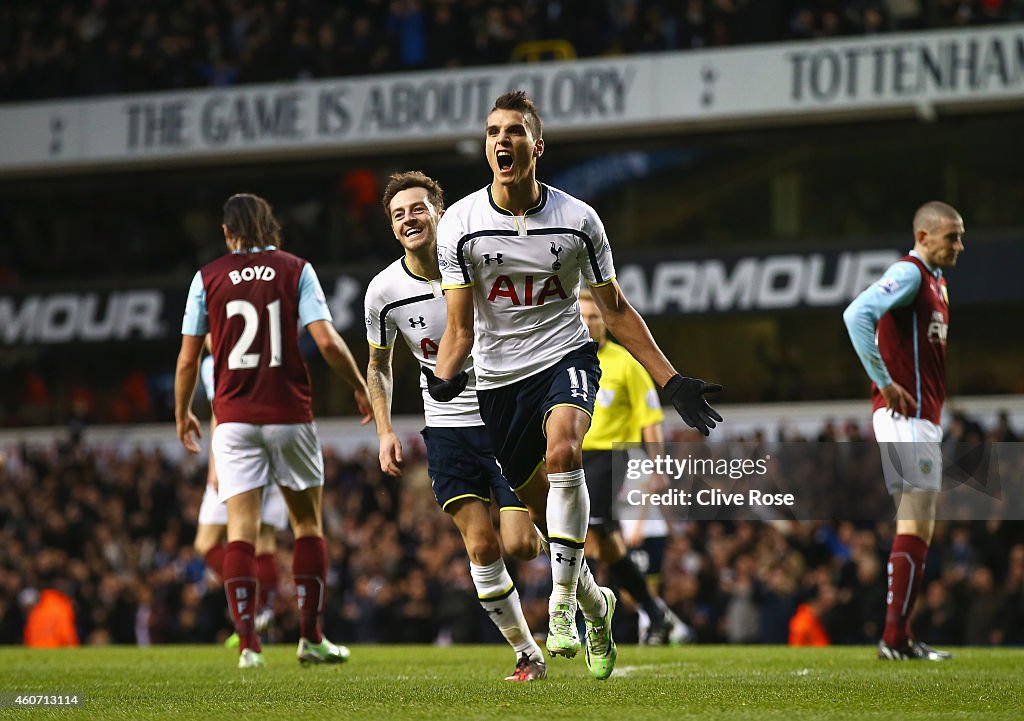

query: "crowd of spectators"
(2, 413), (1022, 648)
(3, 0), (1023, 103)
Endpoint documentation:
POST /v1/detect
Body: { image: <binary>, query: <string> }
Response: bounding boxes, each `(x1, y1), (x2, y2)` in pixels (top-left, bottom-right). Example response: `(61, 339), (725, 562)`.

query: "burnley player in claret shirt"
(844, 200), (964, 662)
(174, 193), (372, 670)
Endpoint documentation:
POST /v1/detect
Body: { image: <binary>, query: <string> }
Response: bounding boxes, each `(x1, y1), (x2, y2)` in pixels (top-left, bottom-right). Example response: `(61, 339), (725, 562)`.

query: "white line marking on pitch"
(613, 663), (685, 677)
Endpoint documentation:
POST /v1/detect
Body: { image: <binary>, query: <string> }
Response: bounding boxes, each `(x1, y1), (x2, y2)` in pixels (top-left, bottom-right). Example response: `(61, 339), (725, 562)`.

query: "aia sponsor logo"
(487, 275), (568, 306)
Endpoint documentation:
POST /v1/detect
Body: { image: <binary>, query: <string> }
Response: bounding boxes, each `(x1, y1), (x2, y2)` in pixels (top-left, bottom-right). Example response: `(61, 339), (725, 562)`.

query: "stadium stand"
(2, 413), (1022, 647)
(3, 1), (1022, 102)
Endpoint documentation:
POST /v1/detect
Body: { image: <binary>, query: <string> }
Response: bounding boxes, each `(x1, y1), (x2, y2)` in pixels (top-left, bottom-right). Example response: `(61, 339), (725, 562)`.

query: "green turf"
(0, 645), (1021, 720)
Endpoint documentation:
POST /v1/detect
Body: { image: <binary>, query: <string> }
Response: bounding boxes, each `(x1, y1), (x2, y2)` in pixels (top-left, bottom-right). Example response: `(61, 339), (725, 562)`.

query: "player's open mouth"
(405, 226), (423, 238)
(496, 150), (514, 172)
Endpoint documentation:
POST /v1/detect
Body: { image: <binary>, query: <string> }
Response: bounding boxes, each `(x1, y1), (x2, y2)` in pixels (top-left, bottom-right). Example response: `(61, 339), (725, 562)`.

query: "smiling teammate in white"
(429, 91), (723, 680)
(364, 171), (547, 681)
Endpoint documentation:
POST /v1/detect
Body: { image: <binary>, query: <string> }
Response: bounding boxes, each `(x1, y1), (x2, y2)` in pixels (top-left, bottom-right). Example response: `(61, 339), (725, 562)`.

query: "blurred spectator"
(677, 0), (713, 49)
(24, 583), (79, 647)
(835, 552), (886, 643)
(948, 411), (986, 444)
(788, 583), (835, 646)
(723, 553), (760, 642)
(1003, 544), (1024, 643)
(989, 410), (1020, 442)
(842, 419), (865, 442)
(964, 566), (1006, 645)
(912, 579), (962, 645)
(886, 0), (925, 30)
(424, 2), (466, 67)
(942, 525), (976, 582)
(619, 2), (667, 54)
(388, 0), (428, 69)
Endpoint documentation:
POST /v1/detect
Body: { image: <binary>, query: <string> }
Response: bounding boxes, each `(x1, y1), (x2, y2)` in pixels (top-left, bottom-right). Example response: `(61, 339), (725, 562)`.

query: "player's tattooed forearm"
(367, 369), (390, 399)
(367, 347), (393, 400)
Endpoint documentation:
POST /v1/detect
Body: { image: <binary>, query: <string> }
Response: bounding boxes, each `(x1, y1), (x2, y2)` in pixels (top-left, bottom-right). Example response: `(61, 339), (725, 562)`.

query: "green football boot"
(545, 603), (581, 659)
(237, 648), (265, 669)
(297, 637), (351, 665)
(584, 587), (617, 680)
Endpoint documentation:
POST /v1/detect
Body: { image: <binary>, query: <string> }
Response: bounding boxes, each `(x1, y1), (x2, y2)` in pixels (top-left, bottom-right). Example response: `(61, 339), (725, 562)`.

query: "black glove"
(664, 374), (723, 437)
(421, 366), (469, 402)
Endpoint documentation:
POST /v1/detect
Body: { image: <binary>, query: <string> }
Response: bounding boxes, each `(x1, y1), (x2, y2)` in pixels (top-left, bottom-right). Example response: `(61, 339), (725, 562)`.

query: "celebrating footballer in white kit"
(430, 91), (723, 680)
(365, 171), (548, 681)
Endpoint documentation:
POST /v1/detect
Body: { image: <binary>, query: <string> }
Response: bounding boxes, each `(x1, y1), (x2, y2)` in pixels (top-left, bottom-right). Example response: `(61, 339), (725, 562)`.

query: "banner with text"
(2, 25), (1023, 174)
(1, 239), (1019, 346)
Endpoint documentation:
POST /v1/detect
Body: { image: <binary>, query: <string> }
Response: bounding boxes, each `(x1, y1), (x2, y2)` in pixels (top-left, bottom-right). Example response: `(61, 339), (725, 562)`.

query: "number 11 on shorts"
(567, 367), (588, 401)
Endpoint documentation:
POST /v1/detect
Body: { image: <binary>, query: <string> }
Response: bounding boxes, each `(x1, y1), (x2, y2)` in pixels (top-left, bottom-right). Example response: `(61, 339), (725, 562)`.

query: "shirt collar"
(487, 183), (548, 217)
(232, 245), (277, 255)
(910, 250), (942, 279)
(401, 256), (438, 282)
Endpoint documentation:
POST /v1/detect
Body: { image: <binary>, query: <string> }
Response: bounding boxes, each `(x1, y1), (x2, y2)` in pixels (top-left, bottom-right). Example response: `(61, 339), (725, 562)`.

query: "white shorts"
(872, 408), (943, 493)
(212, 422), (324, 503)
(197, 480), (289, 529)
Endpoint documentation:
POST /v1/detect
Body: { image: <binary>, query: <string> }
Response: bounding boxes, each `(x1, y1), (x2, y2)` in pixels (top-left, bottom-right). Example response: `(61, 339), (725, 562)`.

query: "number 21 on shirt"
(226, 298), (282, 369)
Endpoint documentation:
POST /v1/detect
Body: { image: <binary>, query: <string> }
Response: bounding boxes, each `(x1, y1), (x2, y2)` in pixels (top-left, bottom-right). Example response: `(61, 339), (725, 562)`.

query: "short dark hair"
(913, 200), (961, 234)
(492, 90), (543, 139)
(381, 170), (445, 217)
(222, 193), (282, 249)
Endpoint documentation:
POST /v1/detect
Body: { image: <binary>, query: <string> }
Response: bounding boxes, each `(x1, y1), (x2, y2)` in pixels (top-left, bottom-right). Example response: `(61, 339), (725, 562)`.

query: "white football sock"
(575, 556), (607, 621)
(533, 525), (550, 558)
(546, 469), (589, 612)
(470, 559), (543, 660)
(535, 522), (603, 618)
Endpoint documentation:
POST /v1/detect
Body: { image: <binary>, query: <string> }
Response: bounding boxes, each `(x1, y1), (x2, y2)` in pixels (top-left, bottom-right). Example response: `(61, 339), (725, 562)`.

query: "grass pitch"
(0, 644), (1021, 720)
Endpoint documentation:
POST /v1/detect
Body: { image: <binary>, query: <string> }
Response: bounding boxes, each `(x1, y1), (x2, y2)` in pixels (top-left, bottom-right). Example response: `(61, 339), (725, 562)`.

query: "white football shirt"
(364, 257), (482, 426)
(437, 184), (616, 389)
